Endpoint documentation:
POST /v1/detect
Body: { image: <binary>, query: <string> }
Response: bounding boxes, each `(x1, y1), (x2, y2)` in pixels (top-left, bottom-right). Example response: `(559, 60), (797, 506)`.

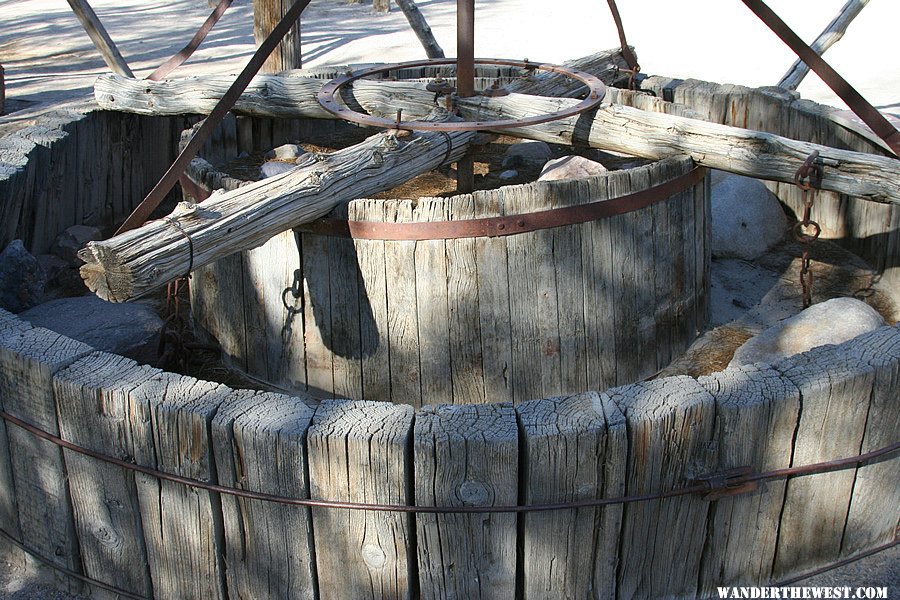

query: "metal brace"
(692, 467), (758, 501)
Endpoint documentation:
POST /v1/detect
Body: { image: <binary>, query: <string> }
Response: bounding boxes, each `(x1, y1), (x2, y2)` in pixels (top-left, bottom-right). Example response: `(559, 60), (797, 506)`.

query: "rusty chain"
(792, 151), (824, 309)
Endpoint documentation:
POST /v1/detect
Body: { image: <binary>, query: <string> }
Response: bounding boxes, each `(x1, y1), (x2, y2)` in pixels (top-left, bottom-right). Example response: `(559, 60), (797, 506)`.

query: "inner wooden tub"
(186, 116), (710, 406)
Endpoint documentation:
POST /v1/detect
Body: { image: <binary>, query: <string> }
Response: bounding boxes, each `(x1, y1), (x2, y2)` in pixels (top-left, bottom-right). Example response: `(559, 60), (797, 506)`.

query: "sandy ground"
(1, 0), (899, 597)
(1, 0), (898, 111)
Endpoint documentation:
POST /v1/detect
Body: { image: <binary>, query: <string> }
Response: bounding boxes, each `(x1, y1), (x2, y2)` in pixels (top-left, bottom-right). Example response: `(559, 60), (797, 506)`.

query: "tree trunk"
(777, 0), (869, 91)
(253, 0), (302, 73)
(79, 117), (474, 302)
(395, 0), (443, 58)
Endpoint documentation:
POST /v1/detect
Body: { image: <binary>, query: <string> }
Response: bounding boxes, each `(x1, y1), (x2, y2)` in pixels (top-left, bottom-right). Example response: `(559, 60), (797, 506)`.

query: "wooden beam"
(777, 0), (869, 91)
(395, 0), (443, 58)
(94, 68), (900, 205)
(65, 0), (134, 78)
(79, 118), (475, 302)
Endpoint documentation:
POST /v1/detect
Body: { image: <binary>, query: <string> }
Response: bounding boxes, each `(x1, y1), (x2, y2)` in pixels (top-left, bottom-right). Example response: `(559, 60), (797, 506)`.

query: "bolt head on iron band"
(317, 57), (606, 132)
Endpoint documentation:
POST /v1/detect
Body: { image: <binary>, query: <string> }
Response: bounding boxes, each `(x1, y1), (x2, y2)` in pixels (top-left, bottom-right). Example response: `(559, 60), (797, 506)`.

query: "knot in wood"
(457, 480), (491, 506)
(362, 544), (387, 569)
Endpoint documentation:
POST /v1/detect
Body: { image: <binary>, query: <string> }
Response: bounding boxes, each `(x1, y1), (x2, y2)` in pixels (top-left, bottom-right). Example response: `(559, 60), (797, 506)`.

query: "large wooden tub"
(187, 125), (711, 405)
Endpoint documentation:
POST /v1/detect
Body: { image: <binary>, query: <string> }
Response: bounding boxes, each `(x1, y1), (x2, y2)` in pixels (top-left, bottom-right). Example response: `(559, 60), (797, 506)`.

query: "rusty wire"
(793, 151), (824, 309)
(0, 408), (896, 514)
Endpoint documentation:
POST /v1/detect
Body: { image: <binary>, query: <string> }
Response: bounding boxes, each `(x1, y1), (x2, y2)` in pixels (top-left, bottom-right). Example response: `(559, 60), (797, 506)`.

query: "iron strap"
(296, 165), (708, 241)
(605, 0), (640, 73)
(0, 408), (896, 514)
(146, 0), (234, 81)
(740, 0), (900, 157)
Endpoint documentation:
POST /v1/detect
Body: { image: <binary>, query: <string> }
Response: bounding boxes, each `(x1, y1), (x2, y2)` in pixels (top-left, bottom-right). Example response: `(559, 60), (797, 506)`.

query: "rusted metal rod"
(455, 0), (475, 193)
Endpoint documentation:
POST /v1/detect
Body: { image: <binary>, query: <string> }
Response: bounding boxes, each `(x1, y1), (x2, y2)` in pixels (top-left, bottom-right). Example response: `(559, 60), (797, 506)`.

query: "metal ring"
(793, 220), (821, 243)
(316, 57), (606, 132)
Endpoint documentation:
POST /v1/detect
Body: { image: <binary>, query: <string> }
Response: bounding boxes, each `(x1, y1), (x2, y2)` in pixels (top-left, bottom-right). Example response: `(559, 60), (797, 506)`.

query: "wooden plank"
(0, 326), (93, 592)
(191, 253), (249, 372)
(308, 399), (414, 600)
(546, 179), (588, 394)
(609, 376), (715, 599)
(518, 392), (626, 599)
(128, 372), (229, 600)
(65, 0), (134, 77)
(349, 199), (392, 401)
(414, 403), (518, 600)
(580, 172), (616, 391)
(772, 344), (875, 578)
(53, 352), (159, 598)
(211, 389), (317, 599)
(413, 197), (452, 404)
(445, 193), (485, 403)
(505, 185), (561, 402)
(473, 189), (513, 403)
(302, 231), (334, 397)
(841, 326), (900, 557)
(606, 170), (640, 386)
(696, 364), (800, 592)
(328, 204), (364, 400)
(383, 200), (422, 406)
(650, 161), (674, 370)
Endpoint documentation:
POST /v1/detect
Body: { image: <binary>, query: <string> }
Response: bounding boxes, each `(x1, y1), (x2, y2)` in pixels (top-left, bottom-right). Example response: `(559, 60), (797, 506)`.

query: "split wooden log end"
(78, 243), (134, 303)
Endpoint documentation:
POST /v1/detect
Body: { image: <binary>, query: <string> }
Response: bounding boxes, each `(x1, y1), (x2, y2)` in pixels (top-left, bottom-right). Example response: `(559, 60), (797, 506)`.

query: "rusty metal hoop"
(316, 57), (606, 132)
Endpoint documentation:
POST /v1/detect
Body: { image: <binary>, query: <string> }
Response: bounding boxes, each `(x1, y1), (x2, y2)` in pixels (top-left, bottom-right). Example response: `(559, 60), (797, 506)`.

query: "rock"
(259, 161), (296, 179)
(501, 141), (553, 170)
(711, 174), (788, 260)
(50, 225), (103, 264)
(19, 295), (164, 364)
(499, 169), (519, 181)
(0, 240), (46, 313)
(728, 297), (885, 368)
(36, 254), (86, 300)
(264, 143), (305, 161)
(538, 155), (608, 181)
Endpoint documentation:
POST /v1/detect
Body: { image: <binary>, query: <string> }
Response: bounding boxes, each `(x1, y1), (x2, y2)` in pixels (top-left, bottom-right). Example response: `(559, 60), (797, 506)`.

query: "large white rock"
(729, 297), (885, 368)
(19, 295), (164, 365)
(712, 174), (788, 260)
(538, 155), (608, 182)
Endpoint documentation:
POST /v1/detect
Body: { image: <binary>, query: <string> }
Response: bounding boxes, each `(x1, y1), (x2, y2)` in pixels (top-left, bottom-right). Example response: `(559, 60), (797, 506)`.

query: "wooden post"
(254, 0), (302, 73)
(65, 0), (134, 78)
(395, 0), (443, 58)
(307, 400), (415, 600)
(0, 64), (5, 115)
(777, 0), (869, 91)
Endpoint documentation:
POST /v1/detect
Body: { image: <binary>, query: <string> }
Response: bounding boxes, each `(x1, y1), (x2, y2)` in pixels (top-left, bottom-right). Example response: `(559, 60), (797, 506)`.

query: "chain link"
(792, 151), (824, 309)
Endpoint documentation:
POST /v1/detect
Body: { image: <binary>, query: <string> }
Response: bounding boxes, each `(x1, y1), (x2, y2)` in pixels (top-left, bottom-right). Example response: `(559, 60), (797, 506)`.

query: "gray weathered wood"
(414, 403), (517, 600)
(0, 326), (92, 592)
(518, 392), (626, 599)
(53, 352), (159, 599)
(395, 0), (442, 57)
(777, 0), (870, 91)
(308, 399), (414, 600)
(841, 326), (900, 557)
(79, 121), (476, 302)
(772, 345), (875, 578)
(697, 365), (800, 592)
(211, 389), (317, 599)
(128, 372), (229, 600)
(253, 0), (302, 73)
(94, 71), (900, 205)
(608, 377), (716, 599)
(65, 0), (134, 77)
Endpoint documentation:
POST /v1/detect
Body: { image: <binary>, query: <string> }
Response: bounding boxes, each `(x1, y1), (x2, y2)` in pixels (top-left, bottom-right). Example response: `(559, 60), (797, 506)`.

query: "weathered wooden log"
(353, 80), (900, 205)
(79, 117), (474, 302)
(94, 73), (900, 205)
(253, 0), (302, 73)
(65, 0), (133, 78)
(776, 0), (869, 91)
(395, 0), (443, 58)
